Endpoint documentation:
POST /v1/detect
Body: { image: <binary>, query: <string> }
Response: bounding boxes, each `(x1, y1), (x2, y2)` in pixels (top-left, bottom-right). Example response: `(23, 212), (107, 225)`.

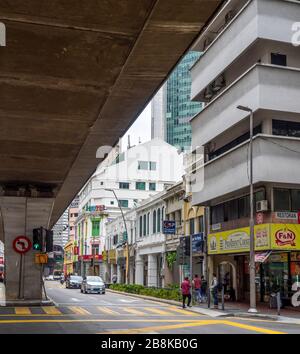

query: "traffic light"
(46, 230), (53, 252)
(33, 228), (43, 251)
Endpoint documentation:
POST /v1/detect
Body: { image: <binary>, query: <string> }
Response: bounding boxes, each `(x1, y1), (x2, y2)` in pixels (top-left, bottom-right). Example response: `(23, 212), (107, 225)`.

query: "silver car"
(81, 276), (105, 294)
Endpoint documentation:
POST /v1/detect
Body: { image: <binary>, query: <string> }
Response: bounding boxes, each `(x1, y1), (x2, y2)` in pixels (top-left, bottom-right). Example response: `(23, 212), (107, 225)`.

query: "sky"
(120, 103), (152, 151)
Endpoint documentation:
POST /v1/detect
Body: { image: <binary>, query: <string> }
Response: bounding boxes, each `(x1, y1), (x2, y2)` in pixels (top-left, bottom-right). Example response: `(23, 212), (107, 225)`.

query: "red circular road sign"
(13, 236), (32, 254)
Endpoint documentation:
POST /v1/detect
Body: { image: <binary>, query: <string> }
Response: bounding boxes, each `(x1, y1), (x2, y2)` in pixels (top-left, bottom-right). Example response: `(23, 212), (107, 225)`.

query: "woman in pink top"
(181, 277), (192, 309)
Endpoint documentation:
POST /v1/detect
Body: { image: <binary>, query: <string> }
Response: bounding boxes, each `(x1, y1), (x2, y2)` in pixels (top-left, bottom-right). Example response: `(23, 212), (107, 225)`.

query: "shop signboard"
(108, 249), (116, 264)
(208, 224), (300, 255)
(208, 224), (270, 254)
(270, 224), (300, 250)
(275, 212), (298, 221)
(192, 233), (204, 253)
(163, 221), (176, 234)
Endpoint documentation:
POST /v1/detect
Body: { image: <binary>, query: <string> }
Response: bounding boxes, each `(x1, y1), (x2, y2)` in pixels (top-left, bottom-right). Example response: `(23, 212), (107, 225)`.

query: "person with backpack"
(181, 277), (192, 309)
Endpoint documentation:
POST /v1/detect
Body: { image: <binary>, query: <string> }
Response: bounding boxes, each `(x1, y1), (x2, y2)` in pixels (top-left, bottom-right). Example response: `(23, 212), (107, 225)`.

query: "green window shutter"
(92, 220), (100, 237)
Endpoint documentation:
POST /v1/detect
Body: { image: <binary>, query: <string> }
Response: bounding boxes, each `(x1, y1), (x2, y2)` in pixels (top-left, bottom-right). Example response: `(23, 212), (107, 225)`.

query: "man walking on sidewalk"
(210, 273), (219, 309)
(193, 274), (202, 303)
(181, 277), (192, 309)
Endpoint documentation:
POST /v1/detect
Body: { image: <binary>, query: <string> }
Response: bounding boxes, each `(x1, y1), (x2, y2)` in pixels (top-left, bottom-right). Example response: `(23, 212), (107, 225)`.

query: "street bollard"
(277, 291), (281, 316)
(221, 286), (225, 311)
(207, 289), (210, 308)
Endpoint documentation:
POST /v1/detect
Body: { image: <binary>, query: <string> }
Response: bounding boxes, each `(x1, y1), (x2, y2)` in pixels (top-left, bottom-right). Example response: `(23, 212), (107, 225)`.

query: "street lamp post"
(237, 105), (257, 313)
(105, 189), (130, 284)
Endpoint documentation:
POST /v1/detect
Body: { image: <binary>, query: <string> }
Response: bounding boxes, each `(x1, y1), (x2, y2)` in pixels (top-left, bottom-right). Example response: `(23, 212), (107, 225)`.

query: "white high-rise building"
(52, 209), (69, 247)
(151, 85), (166, 141)
(75, 138), (184, 277)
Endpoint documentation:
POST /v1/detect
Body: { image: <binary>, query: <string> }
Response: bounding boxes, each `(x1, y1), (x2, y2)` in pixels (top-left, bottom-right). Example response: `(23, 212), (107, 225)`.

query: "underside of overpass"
(0, 0), (222, 303)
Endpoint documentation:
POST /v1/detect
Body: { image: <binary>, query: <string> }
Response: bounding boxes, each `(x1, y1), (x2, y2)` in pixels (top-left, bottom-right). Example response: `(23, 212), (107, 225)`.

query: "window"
(211, 204), (224, 224)
(208, 125), (262, 161)
(119, 182), (130, 189)
(113, 235), (118, 245)
(119, 200), (129, 208)
(273, 120), (300, 138)
(153, 210), (157, 234)
(110, 201), (114, 205)
(271, 53), (287, 66)
(149, 161), (157, 171)
(238, 195), (250, 218)
(136, 182), (146, 190)
(291, 190), (300, 212)
(74, 213), (78, 217)
(274, 189), (300, 212)
(224, 199), (238, 222)
(199, 215), (204, 233)
(139, 216), (142, 238)
(143, 215), (146, 237)
(147, 213), (150, 235)
(92, 220), (100, 237)
(138, 161), (148, 170)
(157, 209), (161, 233)
(189, 218), (195, 234)
(149, 183), (156, 191)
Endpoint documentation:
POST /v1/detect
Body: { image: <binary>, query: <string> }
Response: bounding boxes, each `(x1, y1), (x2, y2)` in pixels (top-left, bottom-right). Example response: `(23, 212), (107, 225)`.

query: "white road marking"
(119, 299), (138, 303)
(71, 298), (82, 302)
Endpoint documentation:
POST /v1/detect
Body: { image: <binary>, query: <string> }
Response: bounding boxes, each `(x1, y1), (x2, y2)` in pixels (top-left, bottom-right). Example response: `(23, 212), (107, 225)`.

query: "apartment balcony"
(191, 64), (300, 147)
(192, 135), (300, 206)
(190, 0), (300, 100)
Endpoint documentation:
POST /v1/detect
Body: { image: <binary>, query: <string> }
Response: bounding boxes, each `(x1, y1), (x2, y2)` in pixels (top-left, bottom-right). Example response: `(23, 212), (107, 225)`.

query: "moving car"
(65, 275), (83, 289)
(81, 276), (105, 294)
(53, 271), (62, 280)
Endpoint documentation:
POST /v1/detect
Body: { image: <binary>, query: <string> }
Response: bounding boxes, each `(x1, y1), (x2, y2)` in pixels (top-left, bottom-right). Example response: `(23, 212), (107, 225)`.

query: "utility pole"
(237, 105), (257, 313)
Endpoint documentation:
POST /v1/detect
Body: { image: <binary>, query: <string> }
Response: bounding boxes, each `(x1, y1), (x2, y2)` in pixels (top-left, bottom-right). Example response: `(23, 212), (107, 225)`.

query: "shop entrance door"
(218, 262), (236, 301)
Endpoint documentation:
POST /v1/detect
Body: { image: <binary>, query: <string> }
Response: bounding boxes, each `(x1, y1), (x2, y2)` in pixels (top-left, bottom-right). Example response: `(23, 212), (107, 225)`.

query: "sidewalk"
(107, 289), (300, 324)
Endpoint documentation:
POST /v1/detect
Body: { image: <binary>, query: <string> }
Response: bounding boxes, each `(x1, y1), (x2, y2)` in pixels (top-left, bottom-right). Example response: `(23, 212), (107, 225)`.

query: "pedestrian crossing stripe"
(122, 307), (147, 316)
(15, 307), (31, 315)
(143, 307), (174, 316)
(69, 306), (91, 316)
(42, 307), (62, 315)
(167, 306), (199, 316)
(97, 307), (120, 316)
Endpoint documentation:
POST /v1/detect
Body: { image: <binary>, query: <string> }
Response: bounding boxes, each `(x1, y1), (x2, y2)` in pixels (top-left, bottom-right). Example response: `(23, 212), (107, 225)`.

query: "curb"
(107, 289), (231, 317)
(2, 299), (54, 307)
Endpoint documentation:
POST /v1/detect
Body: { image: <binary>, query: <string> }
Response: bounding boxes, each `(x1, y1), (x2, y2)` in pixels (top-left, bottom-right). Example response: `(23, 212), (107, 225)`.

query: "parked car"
(45, 274), (54, 281)
(65, 275), (83, 289)
(81, 276), (105, 294)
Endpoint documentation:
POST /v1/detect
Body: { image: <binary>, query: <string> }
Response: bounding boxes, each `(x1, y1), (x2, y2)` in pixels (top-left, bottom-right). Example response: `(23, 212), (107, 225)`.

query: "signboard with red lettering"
(12, 236), (31, 254)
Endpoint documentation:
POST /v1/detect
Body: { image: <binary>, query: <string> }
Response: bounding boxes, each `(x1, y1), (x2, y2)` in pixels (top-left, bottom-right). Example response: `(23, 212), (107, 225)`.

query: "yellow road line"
(123, 307), (146, 316)
(14, 307), (31, 315)
(143, 307), (174, 316)
(0, 319), (205, 324)
(99, 320), (224, 334)
(97, 307), (120, 316)
(42, 307), (62, 315)
(167, 306), (199, 316)
(221, 320), (286, 334)
(69, 306), (91, 316)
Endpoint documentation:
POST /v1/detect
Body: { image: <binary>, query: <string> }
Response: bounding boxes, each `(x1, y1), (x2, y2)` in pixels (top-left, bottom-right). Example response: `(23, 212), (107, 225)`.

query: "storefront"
(208, 224), (300, 305)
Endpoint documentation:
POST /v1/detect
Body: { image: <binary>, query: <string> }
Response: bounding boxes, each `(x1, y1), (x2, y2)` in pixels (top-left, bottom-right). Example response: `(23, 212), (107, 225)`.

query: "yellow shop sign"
(208, 224), (300, 255)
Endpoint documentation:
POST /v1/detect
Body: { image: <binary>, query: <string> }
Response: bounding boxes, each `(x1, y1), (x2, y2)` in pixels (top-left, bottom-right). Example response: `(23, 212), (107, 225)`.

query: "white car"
(81, 276), (105, 294)
(45, 275), (54, 281)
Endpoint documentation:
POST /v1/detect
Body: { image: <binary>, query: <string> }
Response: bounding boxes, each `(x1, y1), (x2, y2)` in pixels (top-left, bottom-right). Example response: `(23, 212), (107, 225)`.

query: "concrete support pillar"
(135, 253), (144, 285)
(148, 254), (158, 287)
(0, 197), (54, 305)
(117, 264), (122, 283)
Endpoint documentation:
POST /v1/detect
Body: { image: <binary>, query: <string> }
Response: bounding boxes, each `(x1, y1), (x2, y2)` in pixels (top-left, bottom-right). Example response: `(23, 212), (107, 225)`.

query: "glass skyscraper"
(152, 51), (202, 152)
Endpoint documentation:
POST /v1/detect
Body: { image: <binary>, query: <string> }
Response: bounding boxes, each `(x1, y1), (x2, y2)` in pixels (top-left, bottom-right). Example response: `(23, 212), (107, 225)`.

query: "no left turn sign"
(13, 236), (31, 254)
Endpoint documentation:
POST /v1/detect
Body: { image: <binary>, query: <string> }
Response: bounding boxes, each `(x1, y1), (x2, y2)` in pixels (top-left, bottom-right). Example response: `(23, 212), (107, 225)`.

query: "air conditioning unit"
(204, 86), (214, 100)
(256, 200), (268, 212)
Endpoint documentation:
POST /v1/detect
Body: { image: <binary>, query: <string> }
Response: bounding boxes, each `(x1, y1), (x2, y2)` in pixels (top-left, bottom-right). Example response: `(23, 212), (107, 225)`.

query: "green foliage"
(165, 252), (177, 270)
(109, 284), (182, 301)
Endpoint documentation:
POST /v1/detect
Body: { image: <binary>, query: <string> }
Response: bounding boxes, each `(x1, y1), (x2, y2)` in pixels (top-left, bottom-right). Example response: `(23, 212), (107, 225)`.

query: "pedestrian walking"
(181, 277), (192, 309)
(193, 274), (202, 303)
(210, 273), (219, 309)
(112, 273), (117, 284)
